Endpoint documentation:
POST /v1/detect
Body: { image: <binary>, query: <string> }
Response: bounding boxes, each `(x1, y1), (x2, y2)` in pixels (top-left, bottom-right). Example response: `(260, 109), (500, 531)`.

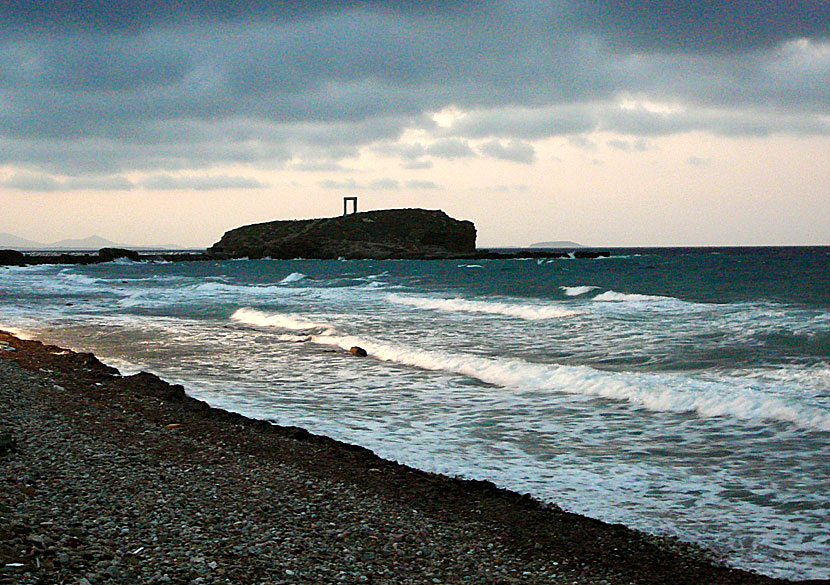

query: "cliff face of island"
(207, 208), (477, 260)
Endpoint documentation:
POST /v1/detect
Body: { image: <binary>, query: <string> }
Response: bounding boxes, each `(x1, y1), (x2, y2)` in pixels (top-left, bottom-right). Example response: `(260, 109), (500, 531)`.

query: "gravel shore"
(0, 331), (808, 584)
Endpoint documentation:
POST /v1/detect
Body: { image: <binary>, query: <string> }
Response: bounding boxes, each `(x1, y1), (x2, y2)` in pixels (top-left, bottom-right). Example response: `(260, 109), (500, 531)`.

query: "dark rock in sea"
(574, 250), (610, 259)
(207, 208), (477, 260)
(0, 249), (26, 266)
(96, 248), (141, 262)
(349, 346), (368, 357)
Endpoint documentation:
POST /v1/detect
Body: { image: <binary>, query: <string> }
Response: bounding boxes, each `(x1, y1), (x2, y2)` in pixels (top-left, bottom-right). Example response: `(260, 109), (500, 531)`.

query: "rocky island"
(207, 208), (477, 260)
(0, 209), (610, 265)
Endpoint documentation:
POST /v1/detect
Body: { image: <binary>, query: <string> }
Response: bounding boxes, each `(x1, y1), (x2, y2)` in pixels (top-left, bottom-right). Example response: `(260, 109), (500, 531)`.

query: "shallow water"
(1, 247), (828, 579)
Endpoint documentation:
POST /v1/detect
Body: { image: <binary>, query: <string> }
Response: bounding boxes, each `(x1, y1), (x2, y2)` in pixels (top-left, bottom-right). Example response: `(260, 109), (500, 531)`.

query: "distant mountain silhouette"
(0, 232), (44, 249)
(0, 232), (185, 250)
(48, 235), (123, 250)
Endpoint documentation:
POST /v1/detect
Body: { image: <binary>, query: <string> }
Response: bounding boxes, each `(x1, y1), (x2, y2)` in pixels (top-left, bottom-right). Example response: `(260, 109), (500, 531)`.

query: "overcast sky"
(1, 1), (828, 247)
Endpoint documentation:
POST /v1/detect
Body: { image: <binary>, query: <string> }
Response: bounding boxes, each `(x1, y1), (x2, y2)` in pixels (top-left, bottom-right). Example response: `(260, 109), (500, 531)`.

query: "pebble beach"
(0, 330), (816, 585)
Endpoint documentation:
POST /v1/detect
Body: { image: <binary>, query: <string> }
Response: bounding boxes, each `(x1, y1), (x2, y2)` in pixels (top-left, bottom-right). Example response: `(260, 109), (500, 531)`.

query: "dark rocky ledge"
(0, 330), (812, 584)
(207, 208), (478, 260)
(0, 248), (210, 267)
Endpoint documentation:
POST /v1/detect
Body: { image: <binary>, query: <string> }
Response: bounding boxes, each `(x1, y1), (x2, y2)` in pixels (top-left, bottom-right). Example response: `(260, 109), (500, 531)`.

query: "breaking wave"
(279, 272), (307, 284)
(230, 307), (335, 335)
(561, 285), (598, 297)
(593, 291), (678, 302)
(230, 307), (830, 433)
(308, 331), (830, 433)
(386, 293), (580, 319)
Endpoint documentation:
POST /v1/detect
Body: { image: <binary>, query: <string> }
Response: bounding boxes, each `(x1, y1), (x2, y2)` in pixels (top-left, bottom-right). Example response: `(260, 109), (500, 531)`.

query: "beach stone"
(0, 432), (15, 454)
(0, 336), (780, 585)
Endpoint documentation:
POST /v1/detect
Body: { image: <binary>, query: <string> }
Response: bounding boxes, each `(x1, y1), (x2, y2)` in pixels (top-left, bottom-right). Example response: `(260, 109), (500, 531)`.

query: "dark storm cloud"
(0, 1), (827, 180)
(571, 0), (829, 52)
(0, 1), (482, 36)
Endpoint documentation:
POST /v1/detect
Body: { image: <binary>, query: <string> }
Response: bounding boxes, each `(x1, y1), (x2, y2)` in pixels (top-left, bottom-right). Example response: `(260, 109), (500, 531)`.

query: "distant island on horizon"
(529, 240), (585, 248)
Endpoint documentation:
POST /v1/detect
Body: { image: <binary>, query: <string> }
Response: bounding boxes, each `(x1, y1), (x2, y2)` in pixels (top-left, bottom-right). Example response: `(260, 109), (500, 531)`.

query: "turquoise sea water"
(1, 247), (828, 579)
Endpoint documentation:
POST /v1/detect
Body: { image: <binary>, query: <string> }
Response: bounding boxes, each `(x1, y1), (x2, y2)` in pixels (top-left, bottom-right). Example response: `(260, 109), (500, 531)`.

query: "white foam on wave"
(58, 271), (106, 287)
(230, 307), (335, 334)
(311, 332), (830, 432)
(108, 258), (141, 265)
(593, 290), (676, 302)
(561, 285), (598, 297)
(118, 281), (301, 308)
(229, 307), (830, 432)
(386, 293), (580, 319)
(279, 272), (307, 284)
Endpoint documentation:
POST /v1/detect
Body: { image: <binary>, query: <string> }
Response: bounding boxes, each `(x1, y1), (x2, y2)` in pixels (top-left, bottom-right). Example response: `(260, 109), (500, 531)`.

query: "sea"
(1, 247), (828, 580)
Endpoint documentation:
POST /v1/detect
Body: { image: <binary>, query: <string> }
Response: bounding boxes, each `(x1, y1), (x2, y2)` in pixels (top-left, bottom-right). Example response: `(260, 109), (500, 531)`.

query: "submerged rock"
(0, 249), (26, 266)
(207, 208), (477, 260)
(97, 248), (141, 262)
(349, 346), (368, 357)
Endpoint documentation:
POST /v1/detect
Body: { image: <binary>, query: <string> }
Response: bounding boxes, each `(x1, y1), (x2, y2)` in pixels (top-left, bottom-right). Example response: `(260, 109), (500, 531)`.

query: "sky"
(0, 1), (828, 248)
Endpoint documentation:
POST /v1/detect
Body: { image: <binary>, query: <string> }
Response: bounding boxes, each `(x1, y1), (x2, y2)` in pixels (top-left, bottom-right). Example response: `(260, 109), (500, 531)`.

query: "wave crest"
(386, 293), (580, 319)
(279, 272), (307, 284)
(309, 332), (830, 433)
(593, 291), (676, 302)
(230, 308), (335, 334)
(561, 285), (598, 297)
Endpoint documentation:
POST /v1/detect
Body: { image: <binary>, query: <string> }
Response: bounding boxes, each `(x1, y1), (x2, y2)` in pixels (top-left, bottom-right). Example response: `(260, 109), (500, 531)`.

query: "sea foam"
(386, 293), (580, 319)
(230, 307), (335, 334)
(560, 285), (598, 296)
(310, 331), (830, 433)
(593, 290), (676, 302)
(231, 307), (830, 433)
(279, 272), (307, 284)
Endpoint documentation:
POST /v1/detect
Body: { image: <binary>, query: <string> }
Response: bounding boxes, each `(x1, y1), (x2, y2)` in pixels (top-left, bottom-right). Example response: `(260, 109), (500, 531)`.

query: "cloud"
(401, 160), (433, 170)
(424, 140), (476, 159)
(0, 2), (827, 178)
(319, 179), (361, 190)
(1, 173), (134, 192)
(405, 180), (441, 190)
(368, 178), (400, 190)
(571, 1), (829, 52)
(480, 184), (530, 193)
(568, 135), (597, 150)
(319, 177), (400, 190)
(444, 106), (596, 139)
(139, 174), (269, 190)
(608, 138), (648, 151)
(290, 160), (351, 172)
(686, 156), (710, 166)
(479, 140), (536, 164)
(0, 1), (481, 36)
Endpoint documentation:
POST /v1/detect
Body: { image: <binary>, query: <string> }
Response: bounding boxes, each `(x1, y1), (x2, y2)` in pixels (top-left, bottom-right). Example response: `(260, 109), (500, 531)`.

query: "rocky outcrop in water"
(0, 250), (26, 266)
(207, 208), (477, 260)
